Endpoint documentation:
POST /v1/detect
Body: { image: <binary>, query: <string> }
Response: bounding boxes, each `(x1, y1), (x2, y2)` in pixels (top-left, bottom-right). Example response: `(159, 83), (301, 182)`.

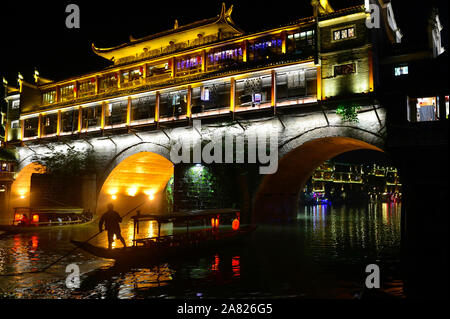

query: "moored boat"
(0, 206), (94, 232)
(71, 208), (256, 264)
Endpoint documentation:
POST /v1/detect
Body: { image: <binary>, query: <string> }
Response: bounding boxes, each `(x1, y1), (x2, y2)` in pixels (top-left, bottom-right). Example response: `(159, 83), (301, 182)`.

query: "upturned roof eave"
(92, 5), (244, 59)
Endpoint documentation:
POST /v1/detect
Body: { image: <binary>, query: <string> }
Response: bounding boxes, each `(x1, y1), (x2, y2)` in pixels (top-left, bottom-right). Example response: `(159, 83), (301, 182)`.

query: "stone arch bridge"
(4, 104), (386, 223)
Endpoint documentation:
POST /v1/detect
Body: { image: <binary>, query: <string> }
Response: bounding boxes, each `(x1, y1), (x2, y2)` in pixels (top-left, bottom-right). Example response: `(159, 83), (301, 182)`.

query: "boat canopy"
(14, 207), (85, 215)
(131, 208), (239, 224)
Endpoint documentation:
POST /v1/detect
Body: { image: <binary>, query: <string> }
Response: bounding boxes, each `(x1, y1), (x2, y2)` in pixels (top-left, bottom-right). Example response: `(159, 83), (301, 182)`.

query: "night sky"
(0, 0), (447, 106)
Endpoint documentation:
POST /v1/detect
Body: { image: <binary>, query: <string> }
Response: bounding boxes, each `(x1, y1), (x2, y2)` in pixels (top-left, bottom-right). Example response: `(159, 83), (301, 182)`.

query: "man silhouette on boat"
(99, 203), (127, 249)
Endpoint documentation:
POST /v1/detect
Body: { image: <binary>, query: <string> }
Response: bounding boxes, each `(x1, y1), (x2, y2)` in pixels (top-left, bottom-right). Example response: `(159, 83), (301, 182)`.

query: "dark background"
(0, 0), (447, 85)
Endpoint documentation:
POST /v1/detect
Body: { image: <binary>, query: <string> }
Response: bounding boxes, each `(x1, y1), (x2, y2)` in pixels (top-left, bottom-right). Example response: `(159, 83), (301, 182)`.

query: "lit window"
(333, 27), (355, 41)
(43, 90), (56, 104)
(333, 30), (341, 40)
(201, 87), (210, 101)
(348, 28), (355, 38)
(407, 96), (438, 122)
(253, 93), (262, 103)
(394, 66), (408, 76)
(12, 100), (20, 109)
(11, 120), (19, 129)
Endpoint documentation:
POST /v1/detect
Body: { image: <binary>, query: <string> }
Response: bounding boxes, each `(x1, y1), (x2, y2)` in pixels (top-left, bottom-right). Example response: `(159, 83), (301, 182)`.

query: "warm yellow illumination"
(230, 78), (235, 112)
(111, 194), (117, 200)
(144, 189), (156, 200)
(127, 187), (138, 197)
(97, 152), (174, 214)
(10, 163), (46, 213)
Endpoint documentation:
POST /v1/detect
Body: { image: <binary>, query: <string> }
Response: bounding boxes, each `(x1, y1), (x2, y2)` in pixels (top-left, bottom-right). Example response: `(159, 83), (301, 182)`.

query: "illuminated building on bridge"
(3, 2), (375, 143)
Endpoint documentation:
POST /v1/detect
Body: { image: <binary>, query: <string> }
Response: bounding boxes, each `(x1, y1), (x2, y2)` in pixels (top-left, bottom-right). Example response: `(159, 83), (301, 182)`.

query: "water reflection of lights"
(232, 256), (240, 277)
(118, 265), (174, 298)
(301, 203), (401, 258)
(211, 254), (220, 271)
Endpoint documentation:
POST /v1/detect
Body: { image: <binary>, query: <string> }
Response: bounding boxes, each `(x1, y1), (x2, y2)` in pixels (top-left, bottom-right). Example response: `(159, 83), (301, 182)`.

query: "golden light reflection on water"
(118, 265), (175, 298)
(100, 219), (174, 249)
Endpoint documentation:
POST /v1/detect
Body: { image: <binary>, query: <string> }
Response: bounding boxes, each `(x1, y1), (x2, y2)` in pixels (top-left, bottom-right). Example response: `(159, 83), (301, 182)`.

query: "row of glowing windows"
(20, 68), (317, 136)
(333, 27), (355, 41)
(40, 31), (318, 105)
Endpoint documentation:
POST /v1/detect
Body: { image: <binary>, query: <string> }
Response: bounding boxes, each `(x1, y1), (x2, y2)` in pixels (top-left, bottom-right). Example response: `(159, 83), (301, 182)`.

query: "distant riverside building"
(304, 161), (402, 204)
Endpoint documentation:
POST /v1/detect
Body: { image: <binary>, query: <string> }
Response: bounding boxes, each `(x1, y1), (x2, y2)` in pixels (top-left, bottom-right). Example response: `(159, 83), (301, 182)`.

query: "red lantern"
(211, 217), (219, 228)
(232, 218), (240, 231)
(90, 77), (96, 83)
(32, 214), (39, 223)
(14, 213), (22, 222)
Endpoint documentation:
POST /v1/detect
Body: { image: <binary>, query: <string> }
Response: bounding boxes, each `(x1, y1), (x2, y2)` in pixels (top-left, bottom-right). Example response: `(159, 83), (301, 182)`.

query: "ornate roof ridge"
(92, 3), (243, 55)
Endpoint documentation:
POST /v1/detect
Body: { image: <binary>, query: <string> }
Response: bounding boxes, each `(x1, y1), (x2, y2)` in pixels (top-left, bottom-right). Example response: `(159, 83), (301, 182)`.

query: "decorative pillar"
(230, 77), (236, 112)
(243, 40), (248, 63)
(187, 85), (192, 118)
(101, 102), (106, 129)
(155, 91), (160, 122)
(117, 72), (121, 89)
(142, 64), (147, 79)
(55, 86), (60, 103)
(126, 97), (132, 125)
(78, 107), (83, 133)
(74, 81), (78, 99)
(56, 110), (62, 136)
(20, 119), (24, 141)
(95, 76), (99, 94)
(271, 70), (277, 111)
(201, 50), (207, 72)
(170, 57), (176, 78)
(281, 31), (287, 54)
(37, 114), (42, 138)
(316, 65), (322, 100)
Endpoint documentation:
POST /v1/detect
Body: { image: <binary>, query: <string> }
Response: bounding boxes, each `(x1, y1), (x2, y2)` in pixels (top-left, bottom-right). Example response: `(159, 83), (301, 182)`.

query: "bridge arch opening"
(96, 152), (174, 216)
(6, 162), (46, 218)
(254, 136), (385, 221)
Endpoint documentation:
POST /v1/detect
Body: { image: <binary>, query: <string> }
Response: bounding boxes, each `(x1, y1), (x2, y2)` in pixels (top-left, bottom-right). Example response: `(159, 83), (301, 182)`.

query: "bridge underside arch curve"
(2, 162), (46, 222)
(254, 136), (384, 222)
(96, 151), (174, 216)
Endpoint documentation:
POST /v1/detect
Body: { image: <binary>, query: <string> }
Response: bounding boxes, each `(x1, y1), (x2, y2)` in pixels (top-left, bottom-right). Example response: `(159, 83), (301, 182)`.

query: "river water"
(0, 203), (403, 299)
